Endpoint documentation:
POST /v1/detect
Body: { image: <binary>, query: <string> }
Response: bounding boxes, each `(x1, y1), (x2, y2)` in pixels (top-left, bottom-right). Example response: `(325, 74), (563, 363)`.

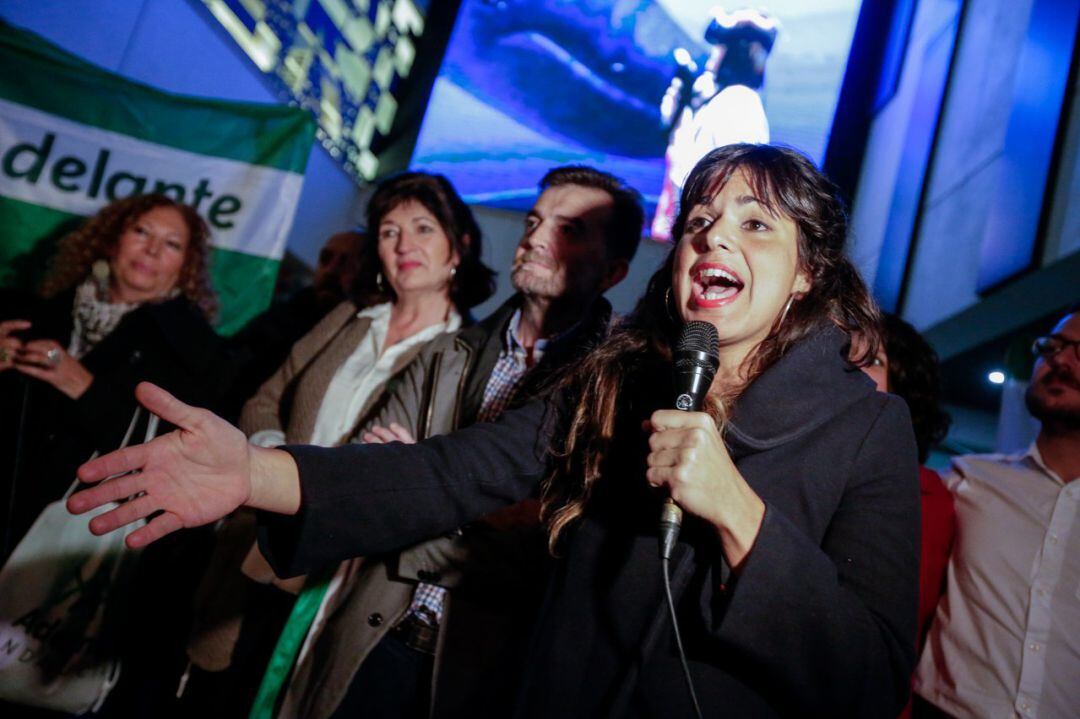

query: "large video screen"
(204, 0), (432, 181)
(411, 0), (862, 237)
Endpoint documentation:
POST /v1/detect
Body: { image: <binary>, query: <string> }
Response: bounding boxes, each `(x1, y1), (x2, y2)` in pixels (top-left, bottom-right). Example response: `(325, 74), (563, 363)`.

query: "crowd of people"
(1, 143), (1076, 718)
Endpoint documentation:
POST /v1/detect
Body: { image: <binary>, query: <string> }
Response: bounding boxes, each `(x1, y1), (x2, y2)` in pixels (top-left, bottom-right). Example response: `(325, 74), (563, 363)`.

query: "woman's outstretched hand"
(646, 409), (765, 569)
(68, 382), (301, 548)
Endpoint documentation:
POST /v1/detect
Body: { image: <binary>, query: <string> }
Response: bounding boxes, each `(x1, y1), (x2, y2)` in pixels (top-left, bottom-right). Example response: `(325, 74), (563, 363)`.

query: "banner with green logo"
(0, 21), (316, 334)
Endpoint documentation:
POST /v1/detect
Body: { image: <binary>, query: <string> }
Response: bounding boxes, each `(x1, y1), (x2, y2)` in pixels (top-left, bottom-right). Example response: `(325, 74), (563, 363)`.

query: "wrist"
(68, 372), (93, 400)
(716, 487), (765, 571)
(247, 445), (302, 515)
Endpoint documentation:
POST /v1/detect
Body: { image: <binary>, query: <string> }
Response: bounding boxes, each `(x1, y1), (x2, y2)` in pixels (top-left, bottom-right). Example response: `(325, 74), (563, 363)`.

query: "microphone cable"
(662, 555), (703, 719)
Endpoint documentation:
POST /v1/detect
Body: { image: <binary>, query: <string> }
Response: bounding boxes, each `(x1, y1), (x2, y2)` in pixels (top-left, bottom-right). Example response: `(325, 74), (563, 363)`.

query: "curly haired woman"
(0, 193), (222, 560)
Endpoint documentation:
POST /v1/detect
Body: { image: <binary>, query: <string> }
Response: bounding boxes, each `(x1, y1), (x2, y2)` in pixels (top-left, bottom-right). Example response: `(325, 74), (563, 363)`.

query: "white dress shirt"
(249, 303), (460, 448)
(291, 302), (460, 669)
(914, 443), (1080, 719)
(307, 302), (460, 447)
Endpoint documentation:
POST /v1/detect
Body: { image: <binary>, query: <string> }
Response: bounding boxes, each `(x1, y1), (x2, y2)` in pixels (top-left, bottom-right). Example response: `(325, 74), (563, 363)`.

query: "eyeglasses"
(1031, 335), (1080, 361)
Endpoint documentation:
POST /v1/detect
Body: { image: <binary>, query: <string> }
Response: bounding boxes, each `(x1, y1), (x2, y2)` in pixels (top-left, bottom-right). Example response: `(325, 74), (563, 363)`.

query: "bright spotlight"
(988, 370), (1006, 385)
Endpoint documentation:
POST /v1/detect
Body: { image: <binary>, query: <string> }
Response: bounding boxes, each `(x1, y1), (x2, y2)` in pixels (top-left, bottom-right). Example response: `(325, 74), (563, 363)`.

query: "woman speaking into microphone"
(72, 145), (920, 718)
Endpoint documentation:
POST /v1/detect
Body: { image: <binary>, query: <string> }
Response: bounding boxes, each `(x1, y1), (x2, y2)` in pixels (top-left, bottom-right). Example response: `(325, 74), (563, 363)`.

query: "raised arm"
(258, 394), (556, 576)
(71, 382), (558, 564)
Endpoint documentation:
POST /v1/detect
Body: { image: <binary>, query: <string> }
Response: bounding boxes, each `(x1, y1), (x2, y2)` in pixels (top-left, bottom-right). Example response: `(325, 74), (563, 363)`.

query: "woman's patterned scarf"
(68, 276), (140, 359)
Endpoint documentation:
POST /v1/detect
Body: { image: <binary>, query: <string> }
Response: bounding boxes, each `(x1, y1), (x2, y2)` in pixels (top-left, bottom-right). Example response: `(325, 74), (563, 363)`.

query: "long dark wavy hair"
(352, 172), (496, 313)
(540, 144), (881, 550)
(40, 194), (217, 318)
(880, 313), (950, 463)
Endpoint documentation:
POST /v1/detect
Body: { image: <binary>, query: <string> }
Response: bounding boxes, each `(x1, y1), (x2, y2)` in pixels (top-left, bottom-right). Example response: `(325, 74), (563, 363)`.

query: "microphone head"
(672, 321), (720, 412)
(675, 321), (720, 359)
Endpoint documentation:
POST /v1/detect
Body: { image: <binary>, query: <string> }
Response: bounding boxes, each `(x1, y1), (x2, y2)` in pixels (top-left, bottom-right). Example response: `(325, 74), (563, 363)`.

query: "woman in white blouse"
(180, 173), (495, 715)
(240, 172), (496, 449)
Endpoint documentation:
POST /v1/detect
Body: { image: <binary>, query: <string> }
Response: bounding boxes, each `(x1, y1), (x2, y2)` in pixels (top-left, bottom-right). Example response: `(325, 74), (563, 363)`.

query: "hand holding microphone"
(652, 321), (718, 559)
(647, 321), (764, 568)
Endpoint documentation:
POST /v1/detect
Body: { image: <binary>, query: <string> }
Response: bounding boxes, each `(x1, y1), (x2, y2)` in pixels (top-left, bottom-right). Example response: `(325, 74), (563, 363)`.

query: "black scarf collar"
(725, 324), (875, 456)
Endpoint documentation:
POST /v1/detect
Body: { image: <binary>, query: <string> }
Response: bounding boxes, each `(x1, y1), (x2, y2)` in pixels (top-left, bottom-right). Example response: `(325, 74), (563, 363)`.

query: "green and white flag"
(0, 22), (316, 334)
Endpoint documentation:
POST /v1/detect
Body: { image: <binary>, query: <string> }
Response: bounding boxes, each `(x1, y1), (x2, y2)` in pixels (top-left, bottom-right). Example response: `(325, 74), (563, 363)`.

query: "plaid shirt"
(477, 309), (548, 422)
(403, 310), (544, 626)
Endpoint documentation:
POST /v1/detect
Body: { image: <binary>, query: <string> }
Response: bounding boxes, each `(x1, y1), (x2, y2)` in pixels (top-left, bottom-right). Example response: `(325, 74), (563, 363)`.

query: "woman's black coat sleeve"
(258, 396), (558, 577)
(706, 395), (920, 716)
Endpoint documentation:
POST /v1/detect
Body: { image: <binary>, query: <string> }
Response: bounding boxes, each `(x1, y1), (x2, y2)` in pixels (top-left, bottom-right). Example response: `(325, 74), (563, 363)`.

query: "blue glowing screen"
(411, 0), (863, 224)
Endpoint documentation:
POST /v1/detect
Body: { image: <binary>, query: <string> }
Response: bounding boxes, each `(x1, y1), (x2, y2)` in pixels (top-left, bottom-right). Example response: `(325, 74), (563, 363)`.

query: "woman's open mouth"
(691, 263), (744, 308)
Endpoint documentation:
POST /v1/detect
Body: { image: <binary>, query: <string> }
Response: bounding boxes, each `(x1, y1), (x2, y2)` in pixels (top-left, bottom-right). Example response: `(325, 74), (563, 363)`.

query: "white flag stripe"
(0, 98), (302, 260)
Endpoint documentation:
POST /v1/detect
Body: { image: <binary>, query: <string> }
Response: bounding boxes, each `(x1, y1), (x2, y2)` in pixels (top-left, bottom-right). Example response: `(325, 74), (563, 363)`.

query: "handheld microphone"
(659, 321), (720, 560)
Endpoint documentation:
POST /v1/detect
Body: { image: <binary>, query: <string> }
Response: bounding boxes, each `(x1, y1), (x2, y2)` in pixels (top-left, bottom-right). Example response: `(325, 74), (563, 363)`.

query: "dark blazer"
(260, 325), (921, 718)
(0, 288), (223, 559)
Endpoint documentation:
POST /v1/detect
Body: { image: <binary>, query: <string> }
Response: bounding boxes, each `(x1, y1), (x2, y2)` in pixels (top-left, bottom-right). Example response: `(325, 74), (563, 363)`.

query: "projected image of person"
(653, 8), (779, 239)
(413, 1), (860, 222)
(72, 145), (921, 717)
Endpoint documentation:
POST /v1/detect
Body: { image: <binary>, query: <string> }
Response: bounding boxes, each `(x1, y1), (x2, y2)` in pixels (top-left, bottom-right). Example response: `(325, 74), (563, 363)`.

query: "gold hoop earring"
(665, 287), (679, 324)
(779, 295), (796, 326)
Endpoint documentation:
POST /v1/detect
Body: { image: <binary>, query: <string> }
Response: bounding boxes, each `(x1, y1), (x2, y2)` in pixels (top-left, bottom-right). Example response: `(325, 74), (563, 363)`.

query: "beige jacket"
(187, 300), (435, 672)
(241, 301), (384, 444)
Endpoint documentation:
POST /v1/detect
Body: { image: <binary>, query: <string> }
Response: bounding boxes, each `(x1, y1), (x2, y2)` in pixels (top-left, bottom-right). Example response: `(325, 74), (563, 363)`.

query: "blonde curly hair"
(40, 194), (217, 318)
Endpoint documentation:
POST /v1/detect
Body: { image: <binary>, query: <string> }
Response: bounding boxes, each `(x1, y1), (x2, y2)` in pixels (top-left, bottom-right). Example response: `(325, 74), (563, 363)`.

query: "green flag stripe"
(0, 196), (78, 288)
(210, 246), (280, 335)
(0, 21), (315, 173)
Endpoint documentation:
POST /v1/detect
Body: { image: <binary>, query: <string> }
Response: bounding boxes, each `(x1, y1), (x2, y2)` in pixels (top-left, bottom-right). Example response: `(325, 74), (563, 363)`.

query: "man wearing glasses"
(913, 309), (1080, 719)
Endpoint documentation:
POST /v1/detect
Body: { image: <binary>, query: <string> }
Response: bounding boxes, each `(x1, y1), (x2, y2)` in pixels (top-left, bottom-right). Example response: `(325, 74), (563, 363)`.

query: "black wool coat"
(260, 325), (920, 718)
(0, 288), (224, 559)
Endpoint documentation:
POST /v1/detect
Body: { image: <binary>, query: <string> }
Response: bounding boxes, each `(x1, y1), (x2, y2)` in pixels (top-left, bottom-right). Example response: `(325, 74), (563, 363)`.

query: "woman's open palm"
(68, 382), (253, 547)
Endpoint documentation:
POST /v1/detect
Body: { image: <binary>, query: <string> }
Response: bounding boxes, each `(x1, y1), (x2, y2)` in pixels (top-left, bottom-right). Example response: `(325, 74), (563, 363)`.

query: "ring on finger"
(46, 348), (62, 367)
